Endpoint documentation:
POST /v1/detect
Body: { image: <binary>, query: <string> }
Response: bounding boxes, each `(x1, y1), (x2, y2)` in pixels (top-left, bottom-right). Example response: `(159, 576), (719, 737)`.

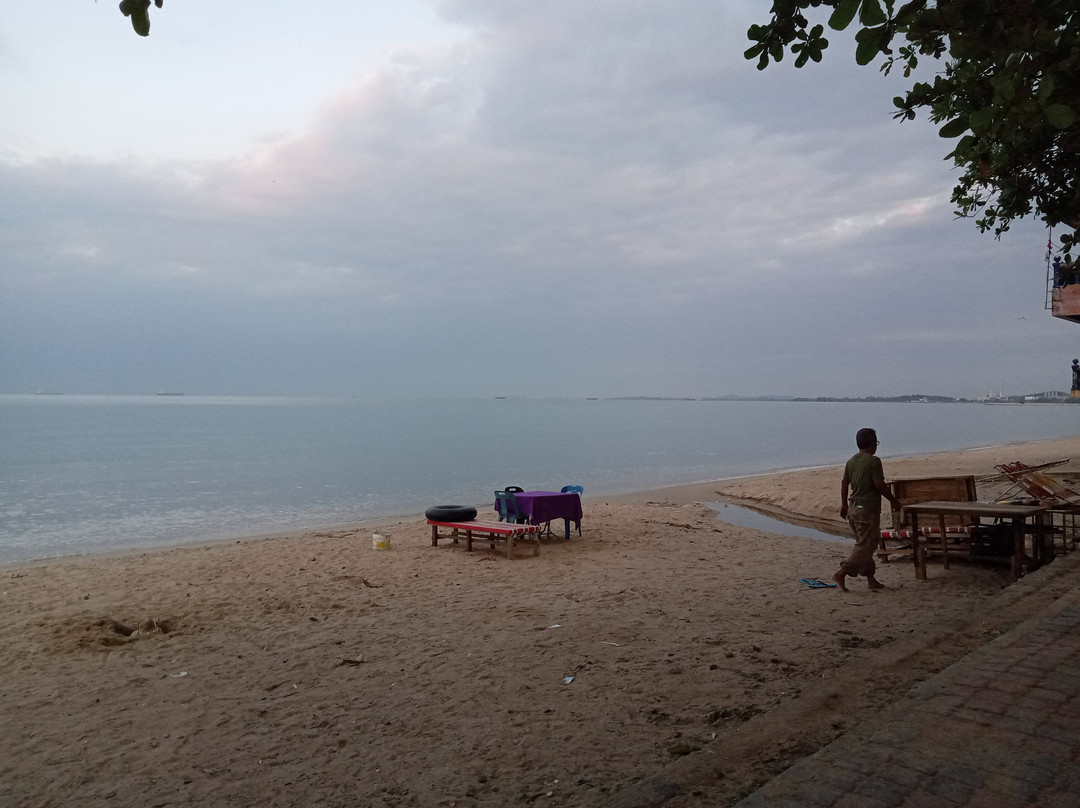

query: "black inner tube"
(425, 505), (478, 522)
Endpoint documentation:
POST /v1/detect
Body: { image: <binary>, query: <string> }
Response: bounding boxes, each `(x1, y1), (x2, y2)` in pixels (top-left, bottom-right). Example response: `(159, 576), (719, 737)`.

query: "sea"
(1, 395), (1076, 564)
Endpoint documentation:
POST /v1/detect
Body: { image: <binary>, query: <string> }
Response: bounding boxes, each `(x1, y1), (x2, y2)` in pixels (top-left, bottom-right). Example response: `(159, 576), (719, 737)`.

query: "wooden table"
(903, 501), (1051, 581)
(503, 491), (583, 540)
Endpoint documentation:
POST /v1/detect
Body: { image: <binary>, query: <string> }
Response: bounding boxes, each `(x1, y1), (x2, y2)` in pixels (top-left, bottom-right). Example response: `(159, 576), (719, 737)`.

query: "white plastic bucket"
(372, 532), (391, 550)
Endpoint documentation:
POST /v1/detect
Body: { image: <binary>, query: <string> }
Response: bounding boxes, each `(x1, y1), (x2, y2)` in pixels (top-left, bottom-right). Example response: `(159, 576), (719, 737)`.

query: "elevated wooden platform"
(1051, 283), (1080, 323)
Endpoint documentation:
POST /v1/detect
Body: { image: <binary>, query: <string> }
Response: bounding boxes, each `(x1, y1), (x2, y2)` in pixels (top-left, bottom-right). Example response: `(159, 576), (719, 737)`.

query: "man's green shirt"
(846, 452), (884, 512)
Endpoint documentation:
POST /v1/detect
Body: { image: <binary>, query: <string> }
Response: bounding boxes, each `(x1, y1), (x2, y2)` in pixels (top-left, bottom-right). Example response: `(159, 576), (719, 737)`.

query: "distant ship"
(155, 392), (185, 396)
(494, 396), (507, 399)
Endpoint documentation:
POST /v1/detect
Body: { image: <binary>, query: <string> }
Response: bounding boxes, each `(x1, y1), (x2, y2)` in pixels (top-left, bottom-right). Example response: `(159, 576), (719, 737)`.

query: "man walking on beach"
(834, 427), (902, 592)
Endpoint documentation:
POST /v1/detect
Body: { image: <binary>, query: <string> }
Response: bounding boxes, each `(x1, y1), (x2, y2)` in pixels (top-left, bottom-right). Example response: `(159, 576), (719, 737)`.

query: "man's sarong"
(843, 505), (880, 577)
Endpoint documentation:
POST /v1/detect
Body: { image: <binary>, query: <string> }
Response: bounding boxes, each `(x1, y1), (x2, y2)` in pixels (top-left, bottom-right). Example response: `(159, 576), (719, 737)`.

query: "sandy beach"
(3, 437), (1080, 807)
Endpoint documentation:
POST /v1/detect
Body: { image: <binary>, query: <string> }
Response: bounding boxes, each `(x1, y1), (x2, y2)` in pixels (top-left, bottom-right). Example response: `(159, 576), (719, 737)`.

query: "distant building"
(1023, 391), (1072, 402)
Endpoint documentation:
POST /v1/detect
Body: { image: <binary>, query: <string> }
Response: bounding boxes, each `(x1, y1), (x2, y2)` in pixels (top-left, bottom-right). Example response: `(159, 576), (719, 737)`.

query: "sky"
(0, 1), (1073, 399)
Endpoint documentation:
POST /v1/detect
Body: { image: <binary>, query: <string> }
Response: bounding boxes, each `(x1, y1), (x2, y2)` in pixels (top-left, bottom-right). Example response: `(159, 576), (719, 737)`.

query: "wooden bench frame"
(427, 519), (540, 559)
(879, 476), (977, 563)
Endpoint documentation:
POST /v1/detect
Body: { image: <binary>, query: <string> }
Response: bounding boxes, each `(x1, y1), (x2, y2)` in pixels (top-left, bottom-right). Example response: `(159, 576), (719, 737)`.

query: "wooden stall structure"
(1050, 281), (1080, 323)
(903, 501), (1051, 580)
(877, 476), (978, 563)
(993, 459), (1080, 554)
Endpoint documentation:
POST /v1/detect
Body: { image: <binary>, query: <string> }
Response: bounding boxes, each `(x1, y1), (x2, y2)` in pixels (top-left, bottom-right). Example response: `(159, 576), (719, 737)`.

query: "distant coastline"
(9, 391), (1076, 404)
(607, 392), (1077, 404)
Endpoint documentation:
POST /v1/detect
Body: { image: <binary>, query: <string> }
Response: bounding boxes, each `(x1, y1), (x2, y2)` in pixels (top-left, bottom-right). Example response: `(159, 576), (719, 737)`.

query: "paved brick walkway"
(735, 591), (1080, 808)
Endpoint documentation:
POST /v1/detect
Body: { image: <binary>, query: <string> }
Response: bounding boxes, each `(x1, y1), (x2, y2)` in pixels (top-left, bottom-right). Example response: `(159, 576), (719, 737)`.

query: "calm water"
(1, 395), (1076, 563)
(708, 502), (848, 544)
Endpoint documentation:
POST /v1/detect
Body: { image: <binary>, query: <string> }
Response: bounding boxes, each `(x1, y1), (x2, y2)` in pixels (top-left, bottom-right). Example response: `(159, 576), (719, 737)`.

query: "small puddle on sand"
(708, 502), (848, 544)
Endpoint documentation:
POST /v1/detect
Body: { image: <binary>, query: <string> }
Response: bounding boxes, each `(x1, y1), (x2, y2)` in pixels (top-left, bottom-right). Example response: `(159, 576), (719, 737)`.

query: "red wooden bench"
(427, 519), (540, 559)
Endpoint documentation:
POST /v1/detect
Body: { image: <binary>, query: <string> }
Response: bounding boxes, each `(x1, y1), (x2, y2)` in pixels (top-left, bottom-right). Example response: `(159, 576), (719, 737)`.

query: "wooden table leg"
(1011, 518), (1023, 580)
(431, 524), (438, 547)
(911, 512), (926, 579)
(1034, 512), (1048, 566)
(939, 514), (949, 570)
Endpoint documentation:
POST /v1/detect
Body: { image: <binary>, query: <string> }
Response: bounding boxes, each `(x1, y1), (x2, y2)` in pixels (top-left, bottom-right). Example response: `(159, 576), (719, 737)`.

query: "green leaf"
(859, 0), (887, 27)
(938, 118), (969, 138)
(953, 135), (977, 156)
(854, 27), (882, 65)
(828, 0), (860, 31)
(130, 7), (150, 36)
(894, 0), (923, 27)
(1045, 104), (1076, 129)
(968, 107), (995, 132)
(1037, 72), (1055, 101)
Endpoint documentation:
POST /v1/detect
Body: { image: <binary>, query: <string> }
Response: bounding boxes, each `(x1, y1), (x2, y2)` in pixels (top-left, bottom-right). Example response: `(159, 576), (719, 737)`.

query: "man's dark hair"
(856, 428), (877, 449)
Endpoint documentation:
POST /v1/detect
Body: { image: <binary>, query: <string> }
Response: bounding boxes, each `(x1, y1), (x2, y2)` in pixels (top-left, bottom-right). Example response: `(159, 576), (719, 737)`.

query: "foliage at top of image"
(750, 0), (1080, 255)
(118, 0), (163, 38)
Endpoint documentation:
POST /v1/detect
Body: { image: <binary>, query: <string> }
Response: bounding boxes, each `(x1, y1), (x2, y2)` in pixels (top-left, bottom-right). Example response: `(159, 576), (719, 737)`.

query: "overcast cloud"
(0, 1), (1068, 398)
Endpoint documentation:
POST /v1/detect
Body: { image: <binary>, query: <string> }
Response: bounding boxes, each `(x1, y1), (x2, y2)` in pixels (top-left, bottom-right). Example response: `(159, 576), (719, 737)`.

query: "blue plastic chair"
(495, 490), (528, 524)
(560, 485), (584, 536)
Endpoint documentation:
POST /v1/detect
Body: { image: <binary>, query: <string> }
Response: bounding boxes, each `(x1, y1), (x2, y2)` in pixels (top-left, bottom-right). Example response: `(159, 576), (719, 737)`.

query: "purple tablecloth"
(499, 491), (583, 536)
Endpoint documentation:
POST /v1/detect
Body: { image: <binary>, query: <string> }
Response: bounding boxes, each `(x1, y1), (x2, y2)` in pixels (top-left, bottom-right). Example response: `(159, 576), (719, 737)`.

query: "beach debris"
(549, 624), (561, 629)
(135, 617), (175, 635)
(563, 675), (574, 684)
(171, 671), (187, 677)
(838, 634), (886, 649)
(602, 641), (621, 646)
(667, 741), (701, 757)
(77, 615), (178, 649)
(798, 578), (837, 589)
(707, 705), (764, 725)
(337, 655), (366, 666)
(360, 577), (381, 588)
(106, 619), (134, 637)
(659, 520), (695, 530)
